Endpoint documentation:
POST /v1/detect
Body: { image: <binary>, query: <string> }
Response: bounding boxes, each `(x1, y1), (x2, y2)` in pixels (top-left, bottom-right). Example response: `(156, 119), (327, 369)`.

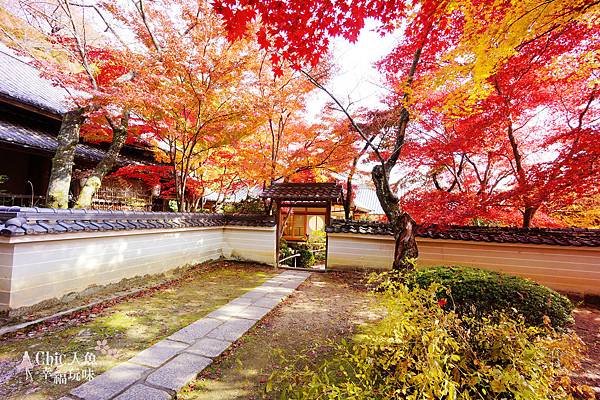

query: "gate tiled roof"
(260, 183), (342, 201)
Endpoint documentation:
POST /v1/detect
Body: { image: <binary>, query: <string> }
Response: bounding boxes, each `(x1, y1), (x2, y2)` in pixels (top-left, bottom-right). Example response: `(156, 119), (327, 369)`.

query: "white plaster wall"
(327, 233), (600, 296)
(223, 226), (277, 266)
(327, 233), (395, 271)
(3, 227), (228, 309)
(1, 225), (279, 310)
(0, 242), (13, 308)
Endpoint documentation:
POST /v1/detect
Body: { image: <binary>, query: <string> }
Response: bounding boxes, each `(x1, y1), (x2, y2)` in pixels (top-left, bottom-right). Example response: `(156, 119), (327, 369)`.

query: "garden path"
(60, 270), (311, 400)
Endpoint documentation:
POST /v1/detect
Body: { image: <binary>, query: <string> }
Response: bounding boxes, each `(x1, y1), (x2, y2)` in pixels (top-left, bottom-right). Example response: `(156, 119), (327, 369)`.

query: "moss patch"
(0, 261), (276, 400)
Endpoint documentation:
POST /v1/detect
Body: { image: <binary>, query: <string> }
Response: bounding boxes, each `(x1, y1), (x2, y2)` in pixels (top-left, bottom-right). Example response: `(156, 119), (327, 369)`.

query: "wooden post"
(325, 201), (331, 270)
(275, 200), (280, 267)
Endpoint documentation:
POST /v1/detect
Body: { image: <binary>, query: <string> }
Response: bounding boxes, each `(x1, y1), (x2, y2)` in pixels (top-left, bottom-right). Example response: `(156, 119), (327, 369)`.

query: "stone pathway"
(61, 270), (311, 400)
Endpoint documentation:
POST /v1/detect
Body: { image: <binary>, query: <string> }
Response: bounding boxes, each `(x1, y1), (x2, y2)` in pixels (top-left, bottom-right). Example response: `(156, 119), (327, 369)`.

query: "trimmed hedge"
(408, 266), (574, 328)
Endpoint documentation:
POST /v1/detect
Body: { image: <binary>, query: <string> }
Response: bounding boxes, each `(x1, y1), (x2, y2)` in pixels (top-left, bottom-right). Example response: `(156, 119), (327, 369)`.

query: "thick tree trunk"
(369, 46), (424, 273)
(46, 109), (86, 208)
(75, 113), (129, 208)
(522, 206), (538, 228)
(372, 164), (418, 272)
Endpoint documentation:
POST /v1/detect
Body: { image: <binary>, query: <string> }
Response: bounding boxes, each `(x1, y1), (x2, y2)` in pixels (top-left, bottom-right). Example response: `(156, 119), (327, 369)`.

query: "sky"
(305, 19), (399, 122)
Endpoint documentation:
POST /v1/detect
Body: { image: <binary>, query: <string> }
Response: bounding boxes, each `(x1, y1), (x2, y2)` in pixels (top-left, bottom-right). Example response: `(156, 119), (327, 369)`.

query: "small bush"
(279, 239), (294, 266)
(296, 248), (315, 268)
(269, 281), (591, 399)
(408, 265), (574, 328)
(279, 240), (315, 268)
(307, 230), (326, 262)
(222, 198), (265, 214)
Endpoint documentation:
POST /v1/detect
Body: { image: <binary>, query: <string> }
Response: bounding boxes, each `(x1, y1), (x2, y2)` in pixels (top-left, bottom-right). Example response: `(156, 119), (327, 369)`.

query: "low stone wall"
(0, 208), (276, 310)
(327, 232), (600, 297)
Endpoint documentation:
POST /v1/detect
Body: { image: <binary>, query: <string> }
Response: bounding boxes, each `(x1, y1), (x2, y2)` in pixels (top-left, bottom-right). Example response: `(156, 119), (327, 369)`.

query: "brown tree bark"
(522, 206), (538, 228)
(46, 108), (87, 208)
(344, 170), (354, 220)
(372, 156), (418, 272)
(75, 112), (129, 208)
(370, 45), (423, 272)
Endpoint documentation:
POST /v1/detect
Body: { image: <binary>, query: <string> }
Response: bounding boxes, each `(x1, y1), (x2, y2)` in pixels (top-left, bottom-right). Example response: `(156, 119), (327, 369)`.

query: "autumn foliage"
(214, 0), (600, 228)
(1, 0), (598, 228)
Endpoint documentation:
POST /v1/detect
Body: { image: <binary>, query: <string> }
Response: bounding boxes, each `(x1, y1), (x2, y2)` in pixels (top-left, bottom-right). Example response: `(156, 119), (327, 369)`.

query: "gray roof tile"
(0, 47), (71, 115)
(260, 183), (342, 201)
(326, 219), (600, 247)
(0, 207), (276, 237)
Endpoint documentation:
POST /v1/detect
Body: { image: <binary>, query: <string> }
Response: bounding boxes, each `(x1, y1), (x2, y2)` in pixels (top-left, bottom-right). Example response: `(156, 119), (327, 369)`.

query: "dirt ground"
(179, 271), (378, 400)
(573, 306), (600, 398)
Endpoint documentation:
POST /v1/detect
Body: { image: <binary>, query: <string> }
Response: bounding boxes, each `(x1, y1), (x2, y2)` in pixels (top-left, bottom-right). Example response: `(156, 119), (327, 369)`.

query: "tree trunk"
(75, 113), (129, 208)
(344, 170), (354, 220)
(178, 175), (188, 212)
(46, 109), (86, 208)
(522, 206), (538, 228)
(372, 164), (418, 272)
(368, 46), (424, 273)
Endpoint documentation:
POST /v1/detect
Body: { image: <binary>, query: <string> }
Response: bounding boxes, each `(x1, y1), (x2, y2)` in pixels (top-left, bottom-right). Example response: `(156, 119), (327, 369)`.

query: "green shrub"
(279, 240), (314, 268)
(279, 239), (294, 266)
(408, 266), (574, 328)
(222, 198), (265, 214)
(307, 230), (326, 262)
(297, 248), (315, 268)
(268, 281), (591, 399)
(285, 242), (316, 268)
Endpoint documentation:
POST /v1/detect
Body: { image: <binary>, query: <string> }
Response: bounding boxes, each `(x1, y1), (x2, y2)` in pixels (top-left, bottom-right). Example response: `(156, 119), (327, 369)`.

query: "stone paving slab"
(208, 304), (272, 321)
(70, 362), (150, 400)
(240, 305), (272, 320)
(186, 337), (232, 358)
(167, 317), (223, 344)
(253, 296), (283, 309)
(206, 316), (257, 342)
(69, 271), (311, 400)
(237, 290), (268, 301)
(128, 339), (188, 368)
(145, 352), (212, 392)
(265, 287), (295, 296)
(279, 280), (304, 289)
(114, 384), (170, 400)
(206, 303), (251, 320)
(226, 296), (255, 306)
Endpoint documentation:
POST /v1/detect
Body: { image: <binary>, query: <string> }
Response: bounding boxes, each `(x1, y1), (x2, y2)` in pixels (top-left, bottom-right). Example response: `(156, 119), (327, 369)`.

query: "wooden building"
(0, 47), (159, 210)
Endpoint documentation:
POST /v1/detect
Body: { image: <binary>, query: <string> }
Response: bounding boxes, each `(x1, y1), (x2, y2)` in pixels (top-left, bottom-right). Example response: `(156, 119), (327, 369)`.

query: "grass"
(0, 261), (276, 400)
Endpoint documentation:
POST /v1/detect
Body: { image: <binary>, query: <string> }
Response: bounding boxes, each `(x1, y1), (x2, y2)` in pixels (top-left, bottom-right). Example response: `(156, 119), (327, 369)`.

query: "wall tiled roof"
(0, 207), (275, 237)
(260, 183), (342, 201)
(0, 47), (70, 116)
(326, 219), (600, 247)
